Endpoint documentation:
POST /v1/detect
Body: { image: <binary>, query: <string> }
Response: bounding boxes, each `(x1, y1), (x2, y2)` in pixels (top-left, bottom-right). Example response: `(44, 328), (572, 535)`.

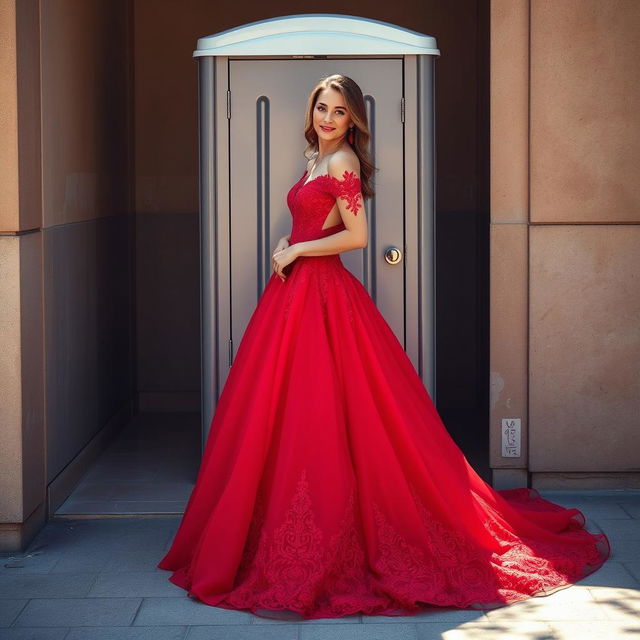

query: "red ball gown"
(157, 167), (610, 620)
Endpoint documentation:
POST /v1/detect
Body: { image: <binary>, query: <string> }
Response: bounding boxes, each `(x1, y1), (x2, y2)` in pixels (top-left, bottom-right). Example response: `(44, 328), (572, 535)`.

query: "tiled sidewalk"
(1, 491), (638, 640)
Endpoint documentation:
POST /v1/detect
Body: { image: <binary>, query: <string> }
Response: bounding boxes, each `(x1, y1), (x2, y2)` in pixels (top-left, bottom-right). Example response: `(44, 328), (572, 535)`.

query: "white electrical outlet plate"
(501, 418), (521, 457)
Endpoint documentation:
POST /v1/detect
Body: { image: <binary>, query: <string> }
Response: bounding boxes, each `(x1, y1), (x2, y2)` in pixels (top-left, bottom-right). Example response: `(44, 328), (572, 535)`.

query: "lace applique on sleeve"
(328, 170), (363, 216)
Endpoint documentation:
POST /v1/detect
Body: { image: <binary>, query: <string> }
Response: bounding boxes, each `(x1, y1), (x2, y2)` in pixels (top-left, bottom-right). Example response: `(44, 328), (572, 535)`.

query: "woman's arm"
(292, 228), (365, 257)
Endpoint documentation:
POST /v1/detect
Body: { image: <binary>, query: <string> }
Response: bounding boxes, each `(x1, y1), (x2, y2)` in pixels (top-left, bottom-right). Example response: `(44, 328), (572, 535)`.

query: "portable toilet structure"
(192, 14), (440, 442)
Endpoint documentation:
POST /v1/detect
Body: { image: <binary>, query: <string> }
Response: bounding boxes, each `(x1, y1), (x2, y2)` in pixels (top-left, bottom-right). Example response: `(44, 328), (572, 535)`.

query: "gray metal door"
(228, 59), (404, 372)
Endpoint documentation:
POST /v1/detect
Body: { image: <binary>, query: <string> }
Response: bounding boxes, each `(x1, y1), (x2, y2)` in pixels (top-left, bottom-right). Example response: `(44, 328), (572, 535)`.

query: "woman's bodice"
(286, 169), (363, 244)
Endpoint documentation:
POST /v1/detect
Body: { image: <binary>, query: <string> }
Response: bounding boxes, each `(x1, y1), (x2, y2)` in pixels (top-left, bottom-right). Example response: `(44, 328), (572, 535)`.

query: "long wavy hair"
(302, 74), (377, 200)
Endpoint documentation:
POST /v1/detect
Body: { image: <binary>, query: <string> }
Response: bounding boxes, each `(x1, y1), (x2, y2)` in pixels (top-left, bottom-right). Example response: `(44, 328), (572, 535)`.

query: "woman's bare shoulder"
(328, 147), (360, 176)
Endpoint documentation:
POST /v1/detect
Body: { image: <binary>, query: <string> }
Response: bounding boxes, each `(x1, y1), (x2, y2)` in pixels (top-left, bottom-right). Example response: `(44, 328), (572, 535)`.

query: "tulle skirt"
(158, 254), (611, 620)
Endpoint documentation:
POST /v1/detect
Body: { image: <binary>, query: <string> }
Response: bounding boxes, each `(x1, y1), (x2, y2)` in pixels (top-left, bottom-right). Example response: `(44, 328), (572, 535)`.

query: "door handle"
(384, 246), (403, 265)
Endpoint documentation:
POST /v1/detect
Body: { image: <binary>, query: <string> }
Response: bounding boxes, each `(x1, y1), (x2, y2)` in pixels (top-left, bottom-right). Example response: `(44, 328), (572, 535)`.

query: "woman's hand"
(272, 244), (298, 281)
(273, 236), (289, 255)
(271, 237), (289, 280)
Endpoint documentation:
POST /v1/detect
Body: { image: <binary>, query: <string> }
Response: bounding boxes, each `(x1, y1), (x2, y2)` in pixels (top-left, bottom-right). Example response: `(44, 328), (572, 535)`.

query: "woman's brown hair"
(302, 74), (377, 200)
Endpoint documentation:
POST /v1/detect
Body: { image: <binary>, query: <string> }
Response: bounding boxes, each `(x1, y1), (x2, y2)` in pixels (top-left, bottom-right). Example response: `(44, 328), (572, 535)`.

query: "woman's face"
(312, 87), (353, 143)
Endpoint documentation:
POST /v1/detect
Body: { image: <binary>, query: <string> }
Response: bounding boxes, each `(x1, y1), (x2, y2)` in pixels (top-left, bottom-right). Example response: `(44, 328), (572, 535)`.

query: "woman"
(158, 74), (610, 621)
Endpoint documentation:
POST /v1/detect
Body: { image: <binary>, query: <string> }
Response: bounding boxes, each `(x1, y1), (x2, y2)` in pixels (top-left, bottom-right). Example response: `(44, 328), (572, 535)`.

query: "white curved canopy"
(193, 14), (440, 58)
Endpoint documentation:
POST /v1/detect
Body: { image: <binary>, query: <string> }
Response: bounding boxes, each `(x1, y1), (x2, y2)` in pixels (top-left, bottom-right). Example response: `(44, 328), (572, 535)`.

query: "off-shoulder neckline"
(300, 169), (359, 189)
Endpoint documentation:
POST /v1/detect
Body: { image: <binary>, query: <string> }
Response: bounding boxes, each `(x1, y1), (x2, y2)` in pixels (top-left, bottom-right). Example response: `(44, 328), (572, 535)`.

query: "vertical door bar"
(417, 55), (437, 402)
(199, 58), (218, 453)
(362, 95), (376, 299)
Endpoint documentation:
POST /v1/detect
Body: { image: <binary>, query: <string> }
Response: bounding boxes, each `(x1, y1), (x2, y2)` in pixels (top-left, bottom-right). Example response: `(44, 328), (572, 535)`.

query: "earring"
(348, 126), (355, 145)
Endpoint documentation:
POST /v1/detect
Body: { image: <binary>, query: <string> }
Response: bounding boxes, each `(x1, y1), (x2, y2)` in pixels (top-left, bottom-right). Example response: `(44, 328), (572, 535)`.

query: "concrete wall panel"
(44, 216), (133, 483)
(15, 0), (42, 232)
(0, 1), (20, 233)
(490, 0), (529, 224)
(19, 231), (45, 519)
(33, 0), (135, 493)
(0, 232), (44, 523)
(0, 238), (23, 519)
(530, 225), (640, 472)
(0, 1), (45, 542)
(40, 0), (129, 227)
(490, 223), (528, 469)
(530, 0), (640, 223)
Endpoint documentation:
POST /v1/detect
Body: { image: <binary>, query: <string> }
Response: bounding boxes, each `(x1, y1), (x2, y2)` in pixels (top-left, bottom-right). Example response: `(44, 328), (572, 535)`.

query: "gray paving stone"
(0, 629), (69, 639)
(0, 549), (64, 575)
(110, 482), (193, 502)
(595, 595), (640, 623)
(48, 541), (166, 574)
(42, 519), (169, 551)
(186, 625), (299, 639)
(483, 589), (608, 621)
(249, 612), (360, 624)
(65, 627), (188, 640)
(2, 493), (639, 640)
(576, 560), (640, 589)
(540, 491), (640, 501)
(587, 585), (640, 603)
(66, 482), (117, 501)
(548, 619), (640, 639)
(132, 597), (253, 626)
(415, 620), (557, 639)
(607, 538), (640, 563)
(57, 501), (187, 516)
(131, 519), (179, 544)
(414, 624), (471, 640)
(362, 608), (486, 624)
(300, 623), (419, 639)
(619, 499), (640, 519)
(39, 538), (124, 561)
(624, 560), (640, 582)
(487, 594), (606, 623)
(0, 598), (28, 626)
(12, 598), (142, 627)
(99, 549), (168, 574)
(48, 552), (111, 574)
(571, 504), (634, 520)
(0, 573), (97, 598)
(111, 502), (187, 514)
(87, 572), (184, 597)
(593, 518), (640, 541)
(69, 531), (168, 554)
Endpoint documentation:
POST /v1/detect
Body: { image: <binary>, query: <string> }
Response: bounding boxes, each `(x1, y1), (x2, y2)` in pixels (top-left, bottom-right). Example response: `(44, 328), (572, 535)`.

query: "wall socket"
(501, 418), (521, 457)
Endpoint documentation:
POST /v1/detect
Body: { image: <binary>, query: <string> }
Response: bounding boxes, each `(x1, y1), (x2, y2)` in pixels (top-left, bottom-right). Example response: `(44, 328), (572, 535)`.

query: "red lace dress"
(157, 168), (610, 620)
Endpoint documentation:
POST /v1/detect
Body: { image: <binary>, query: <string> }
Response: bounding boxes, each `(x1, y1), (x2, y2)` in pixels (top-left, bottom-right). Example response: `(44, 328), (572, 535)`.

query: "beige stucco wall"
(0, 0), (46, 550)
(491, 0), (640, 489)
(39, 0), (134, 487)
(0, 1), (20, 234)
(40, 1), (131, 228)
(0, 0), (135, 550)
(530, 226), (640, 474)
(490, 0), (530, 489)
(530, 1), (640, 225)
